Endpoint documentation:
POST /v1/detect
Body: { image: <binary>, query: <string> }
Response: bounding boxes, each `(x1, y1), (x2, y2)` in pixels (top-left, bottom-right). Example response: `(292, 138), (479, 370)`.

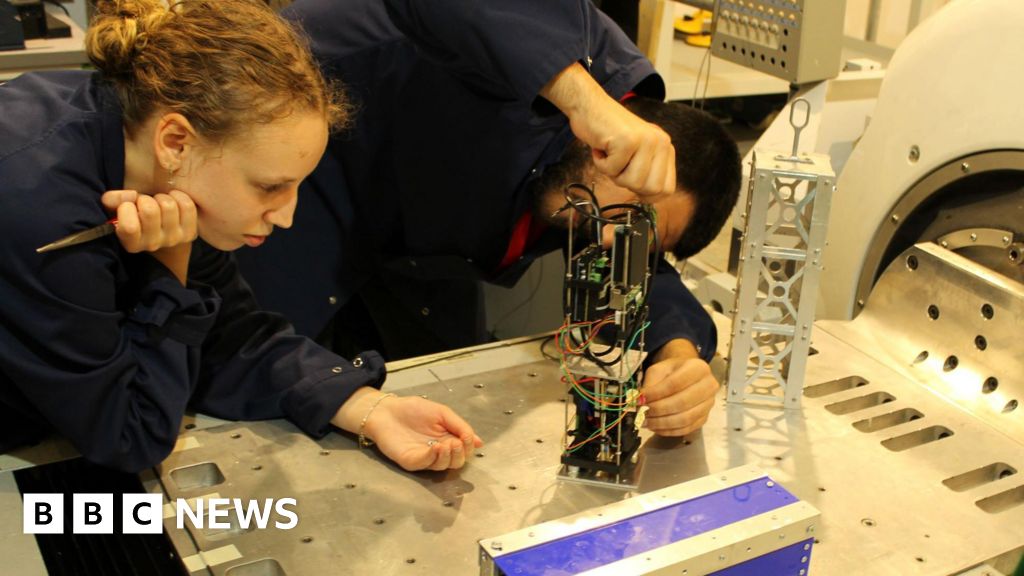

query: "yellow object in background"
(674, 9), (712, 35)
(684, 33), (712, 48)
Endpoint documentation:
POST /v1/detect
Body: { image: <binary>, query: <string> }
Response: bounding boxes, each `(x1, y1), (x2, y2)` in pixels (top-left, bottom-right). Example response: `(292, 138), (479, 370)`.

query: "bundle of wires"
(556, 315), (651, 454)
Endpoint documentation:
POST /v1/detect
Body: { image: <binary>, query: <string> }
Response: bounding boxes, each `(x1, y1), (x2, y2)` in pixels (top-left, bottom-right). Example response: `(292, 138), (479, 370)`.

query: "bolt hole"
(927, 305), (939, 320)
(983, 377), (999, 394)
(374, 518), (385, 525)
(818, 487), (826, 492)
(906, 255), (919, 270)
(981, 303), (994, 319)
(301, 536), (313, 543)
(508, 485), (517, 490)
(406, 558), (416, 564)
(943, 356), (958, 371)
(975, 335), (988, 350)
(345, 483), (356, 489)
(913, 350), (929, 363)
(916, 557), (925, 563)
(861, 518), (876, 527)
(475, 453), (485, 458)
(184, 423), (196, 430)
(1004, 400), (1018, 413)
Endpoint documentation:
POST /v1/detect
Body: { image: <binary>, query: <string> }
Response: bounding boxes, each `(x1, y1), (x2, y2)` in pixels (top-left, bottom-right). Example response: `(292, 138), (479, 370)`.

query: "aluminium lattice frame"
(727, 150), (835, 407)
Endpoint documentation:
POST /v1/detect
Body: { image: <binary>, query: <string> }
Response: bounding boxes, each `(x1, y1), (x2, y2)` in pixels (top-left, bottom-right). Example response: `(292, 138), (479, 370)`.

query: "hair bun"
(86, 0), (167, 77)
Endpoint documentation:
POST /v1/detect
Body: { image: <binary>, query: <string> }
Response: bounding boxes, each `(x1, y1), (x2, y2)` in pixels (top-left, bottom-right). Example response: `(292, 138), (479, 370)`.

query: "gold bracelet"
(358, 392), (396, 448)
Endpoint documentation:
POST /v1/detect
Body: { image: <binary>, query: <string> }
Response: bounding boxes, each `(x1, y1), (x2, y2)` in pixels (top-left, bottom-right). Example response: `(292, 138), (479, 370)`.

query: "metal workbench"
(3, 242), (1022, 575)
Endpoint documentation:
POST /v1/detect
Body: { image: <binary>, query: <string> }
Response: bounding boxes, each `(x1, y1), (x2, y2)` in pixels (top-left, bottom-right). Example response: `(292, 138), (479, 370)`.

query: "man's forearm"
(539, 61), (610, 121)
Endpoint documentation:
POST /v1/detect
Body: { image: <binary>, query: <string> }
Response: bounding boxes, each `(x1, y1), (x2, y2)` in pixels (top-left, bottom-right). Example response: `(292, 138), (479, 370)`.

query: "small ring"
(426, 439), (438, 447)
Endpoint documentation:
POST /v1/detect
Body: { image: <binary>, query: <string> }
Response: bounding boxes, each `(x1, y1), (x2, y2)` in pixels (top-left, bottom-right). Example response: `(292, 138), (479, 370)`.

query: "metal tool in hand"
(775, 98), (814, 164)
(36, 218), (118, 253)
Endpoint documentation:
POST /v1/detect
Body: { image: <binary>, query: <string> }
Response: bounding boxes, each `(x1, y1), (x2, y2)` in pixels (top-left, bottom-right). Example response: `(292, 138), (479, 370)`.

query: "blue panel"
(494, 477), (797, 576)
(708, 538), (814, 576)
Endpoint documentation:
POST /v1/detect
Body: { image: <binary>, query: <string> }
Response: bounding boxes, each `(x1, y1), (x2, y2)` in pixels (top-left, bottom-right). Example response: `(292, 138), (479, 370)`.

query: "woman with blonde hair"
(0, 0), (480, 473)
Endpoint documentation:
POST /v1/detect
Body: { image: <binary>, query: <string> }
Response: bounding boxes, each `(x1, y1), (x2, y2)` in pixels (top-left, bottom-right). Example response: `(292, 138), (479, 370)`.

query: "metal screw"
(405, 558), (416, 564)
(252, 465), (262, 471)
(374, 518), (385, 525)
(528, 371), (538, 378)
(766, 481), (775, 487)
(961, 162), (971, 173)
(474, 383), (485, 389)
(320, 450), (330, 456)
(442, 501), (453, 507)
(504, 410), (514, 415)
(491, 541), (503, 551)
(230, 433), (241, 439)
(328, 296), (337, 305)
(908, 145), (920, 162)
(420, 307), (430, 316)
(890, 214), (900, 223)
(970, 233), (978, 242)
(331, 366), (342, 374)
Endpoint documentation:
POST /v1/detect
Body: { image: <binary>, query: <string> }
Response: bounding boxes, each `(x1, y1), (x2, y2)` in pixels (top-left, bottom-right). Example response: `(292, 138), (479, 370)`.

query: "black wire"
(540, 335), (559, 362)
(562, 184), (620, 225)
(41, 0), (71, 17)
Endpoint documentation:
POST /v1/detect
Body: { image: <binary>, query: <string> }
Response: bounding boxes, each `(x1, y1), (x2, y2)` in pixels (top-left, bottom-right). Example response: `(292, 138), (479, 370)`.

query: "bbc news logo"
(23, 494), (298, 534)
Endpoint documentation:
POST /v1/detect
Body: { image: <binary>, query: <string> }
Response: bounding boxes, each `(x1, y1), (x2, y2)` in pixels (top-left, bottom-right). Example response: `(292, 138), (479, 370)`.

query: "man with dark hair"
(236, 0), (742, 438)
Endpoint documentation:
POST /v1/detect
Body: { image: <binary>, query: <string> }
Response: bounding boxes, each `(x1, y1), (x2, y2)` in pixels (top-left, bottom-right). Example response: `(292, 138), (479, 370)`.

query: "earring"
(167, 166), (178, 188)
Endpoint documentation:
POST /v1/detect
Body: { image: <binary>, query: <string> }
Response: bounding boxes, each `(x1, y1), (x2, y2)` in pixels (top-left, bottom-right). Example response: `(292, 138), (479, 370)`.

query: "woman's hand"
(366, 395), (484, 471)
(101, 189), (197, 284)
(335, 388), (484, 472)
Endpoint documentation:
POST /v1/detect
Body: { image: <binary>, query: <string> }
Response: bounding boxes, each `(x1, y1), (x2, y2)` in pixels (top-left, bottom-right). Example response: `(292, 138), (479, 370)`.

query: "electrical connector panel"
(711, 0), (846, 84)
